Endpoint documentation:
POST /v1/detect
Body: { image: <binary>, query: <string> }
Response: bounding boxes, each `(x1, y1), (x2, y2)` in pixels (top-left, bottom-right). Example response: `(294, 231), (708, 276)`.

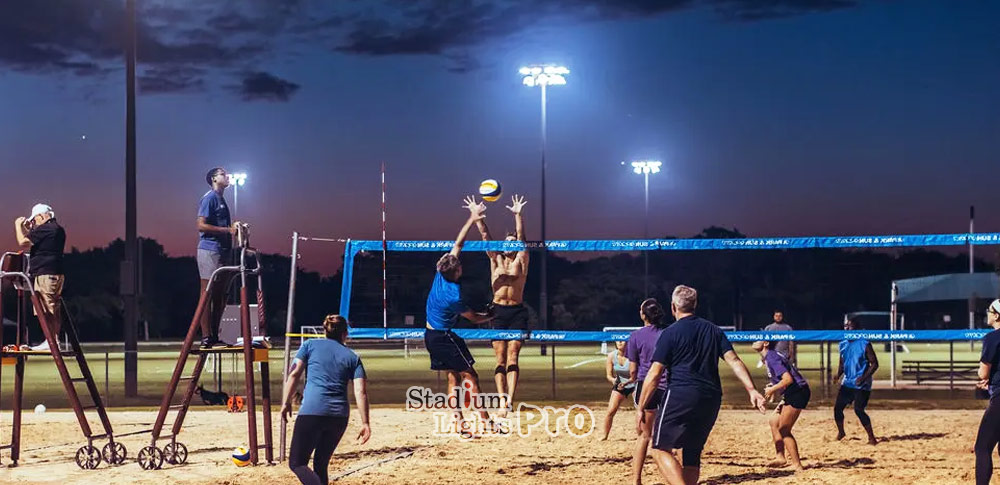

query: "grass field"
(0, 340), (987, 411)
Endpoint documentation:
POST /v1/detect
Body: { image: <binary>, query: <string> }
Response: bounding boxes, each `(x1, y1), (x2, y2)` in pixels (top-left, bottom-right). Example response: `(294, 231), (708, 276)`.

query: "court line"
(564, 357), (605, 369)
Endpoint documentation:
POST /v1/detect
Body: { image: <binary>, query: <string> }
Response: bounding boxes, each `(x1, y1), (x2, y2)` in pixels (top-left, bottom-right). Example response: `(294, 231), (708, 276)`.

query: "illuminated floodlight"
(228, 172), (248, 186)
(630, 161), (661, 175)
(520, 64), (569, 88)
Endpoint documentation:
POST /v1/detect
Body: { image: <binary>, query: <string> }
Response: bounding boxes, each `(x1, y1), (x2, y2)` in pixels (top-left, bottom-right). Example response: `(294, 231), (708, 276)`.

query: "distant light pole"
(630, 160), (661, 296)
(520, 64), (568, 343)
(228, 172), (247, 219)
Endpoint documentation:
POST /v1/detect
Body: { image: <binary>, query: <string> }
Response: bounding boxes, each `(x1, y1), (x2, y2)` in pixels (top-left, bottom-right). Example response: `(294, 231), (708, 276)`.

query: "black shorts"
(781, 384), (811, 410)
(835, 385), (871, 409)
(491, 303), (529, 333)
(651, 390), (721, 454)
(613, 379), (636, 398)
(425, 329), (475, 372)
(633, 379), (665, 411)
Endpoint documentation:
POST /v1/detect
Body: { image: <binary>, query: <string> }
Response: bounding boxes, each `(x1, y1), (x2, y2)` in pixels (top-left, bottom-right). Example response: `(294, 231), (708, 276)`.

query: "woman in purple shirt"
(752, 339), (810, 471)
(625, 298), (668, 485)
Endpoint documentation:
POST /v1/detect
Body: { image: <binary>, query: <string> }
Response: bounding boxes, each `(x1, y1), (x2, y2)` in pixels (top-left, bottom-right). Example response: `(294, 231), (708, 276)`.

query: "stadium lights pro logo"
(405, 380), (594, 440)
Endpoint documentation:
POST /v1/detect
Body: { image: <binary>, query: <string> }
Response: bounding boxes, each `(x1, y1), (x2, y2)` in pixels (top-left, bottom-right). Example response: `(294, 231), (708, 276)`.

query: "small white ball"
(34, 404), (46, 414)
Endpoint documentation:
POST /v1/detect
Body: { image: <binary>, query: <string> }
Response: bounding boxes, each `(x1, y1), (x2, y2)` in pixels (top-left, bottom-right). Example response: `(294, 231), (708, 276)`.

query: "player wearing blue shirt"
(281, 315), (370, 485)
(195, 167), (236, 348)
(834, 316), (879, 445)
(637, 285), (766, 485)
(424, 197), (497, 436)
(974, 299), (1000, 485)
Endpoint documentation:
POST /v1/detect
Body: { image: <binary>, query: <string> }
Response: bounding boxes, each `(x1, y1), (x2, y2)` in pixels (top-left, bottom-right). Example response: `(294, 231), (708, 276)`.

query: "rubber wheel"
(75, 445), (102, 470)
(102, 441), (128, 465)
(137, 446), (164, 470)
(163, 442), (188, 465)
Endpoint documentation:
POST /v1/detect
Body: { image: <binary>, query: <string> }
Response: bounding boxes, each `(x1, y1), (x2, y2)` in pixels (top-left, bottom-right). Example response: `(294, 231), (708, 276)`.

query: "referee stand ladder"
(139, 228), (273, 470)
(0, 251), (123, 469)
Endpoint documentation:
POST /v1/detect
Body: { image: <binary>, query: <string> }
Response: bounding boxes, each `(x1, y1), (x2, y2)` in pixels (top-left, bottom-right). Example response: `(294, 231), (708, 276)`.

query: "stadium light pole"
(630, 160), (661, 297)
(122, 0), (139, 398)
(228, 172), (247, 219)
(520, 64), (568, 353)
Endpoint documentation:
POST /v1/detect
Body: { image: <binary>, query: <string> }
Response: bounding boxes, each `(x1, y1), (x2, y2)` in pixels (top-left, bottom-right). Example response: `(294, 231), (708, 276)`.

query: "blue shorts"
(651, 390), (721, 466)
(425, 329), (475, 372)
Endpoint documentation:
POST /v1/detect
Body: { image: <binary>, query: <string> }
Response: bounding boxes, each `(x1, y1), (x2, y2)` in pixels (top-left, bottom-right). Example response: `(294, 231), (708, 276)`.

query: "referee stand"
(0, 251), (123, 469)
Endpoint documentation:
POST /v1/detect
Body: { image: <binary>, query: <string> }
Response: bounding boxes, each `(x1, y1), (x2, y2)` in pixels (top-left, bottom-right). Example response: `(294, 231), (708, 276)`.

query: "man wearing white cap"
(13, 203), (66, 351)
(974, 299), (1000, 485)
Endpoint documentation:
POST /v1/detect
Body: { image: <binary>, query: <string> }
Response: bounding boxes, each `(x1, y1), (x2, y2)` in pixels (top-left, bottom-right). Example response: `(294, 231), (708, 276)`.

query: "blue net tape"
(347, 232), (1000, 256)
(346, 328), (992, 342)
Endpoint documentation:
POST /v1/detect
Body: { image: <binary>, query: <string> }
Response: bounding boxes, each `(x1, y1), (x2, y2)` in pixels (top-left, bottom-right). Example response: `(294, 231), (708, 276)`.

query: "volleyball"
(34, 404), (46, 414)
(479, 179), (502, 202)
(231, 446), (251, 467)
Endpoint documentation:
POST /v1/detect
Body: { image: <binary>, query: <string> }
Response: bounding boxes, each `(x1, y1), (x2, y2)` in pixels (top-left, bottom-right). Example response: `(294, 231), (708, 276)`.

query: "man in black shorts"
(637, 285), (766, 485)
(834, 316), (878, 445)
(474, 194), (529, 414)
(424, 197), (496, 435)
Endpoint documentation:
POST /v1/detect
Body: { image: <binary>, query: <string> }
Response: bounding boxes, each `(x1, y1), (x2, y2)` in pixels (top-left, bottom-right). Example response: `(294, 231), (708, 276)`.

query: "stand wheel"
(137, 446), (164, 470)
(102, 441), (128, 465)
(75, 445), (102, 469)
(163, 442), (188, 465)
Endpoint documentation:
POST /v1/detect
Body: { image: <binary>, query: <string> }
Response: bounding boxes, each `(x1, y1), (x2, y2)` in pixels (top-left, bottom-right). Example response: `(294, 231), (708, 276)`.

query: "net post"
(280, 231), (299, 462)
(949, 341), (954, 392)
(890, 283), (898, 389)
(338, 239), (355, 320)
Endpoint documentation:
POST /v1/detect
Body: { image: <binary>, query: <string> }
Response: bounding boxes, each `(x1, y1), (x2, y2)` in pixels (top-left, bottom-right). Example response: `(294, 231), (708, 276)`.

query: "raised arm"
(723, 350), (766, 412)
(473, 213), (498, 259)
(506, 195), (527, 242)
(353, 378), (371, 444)
(14, 217), (31, 249)
(452, 197), (486, 257)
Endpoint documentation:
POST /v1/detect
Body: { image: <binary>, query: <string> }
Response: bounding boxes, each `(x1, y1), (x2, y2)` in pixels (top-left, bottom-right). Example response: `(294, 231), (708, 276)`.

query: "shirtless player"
(475, 194), (529, 414)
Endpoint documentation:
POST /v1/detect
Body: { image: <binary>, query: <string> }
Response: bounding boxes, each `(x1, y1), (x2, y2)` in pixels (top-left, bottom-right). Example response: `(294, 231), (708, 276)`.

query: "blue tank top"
(839, 339), (872, 391)
(610, 350), (635, 388)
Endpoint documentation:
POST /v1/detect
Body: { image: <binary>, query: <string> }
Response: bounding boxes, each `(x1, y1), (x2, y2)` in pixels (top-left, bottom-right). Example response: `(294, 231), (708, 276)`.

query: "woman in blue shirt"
(974, 299), (1000, 485)
(834, 316), (879, 445)
(281, 315), (371, 485)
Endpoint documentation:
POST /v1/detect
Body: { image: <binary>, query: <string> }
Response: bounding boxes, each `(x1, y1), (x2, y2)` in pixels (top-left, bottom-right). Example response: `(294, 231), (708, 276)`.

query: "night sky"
(2, 1), (997, 274)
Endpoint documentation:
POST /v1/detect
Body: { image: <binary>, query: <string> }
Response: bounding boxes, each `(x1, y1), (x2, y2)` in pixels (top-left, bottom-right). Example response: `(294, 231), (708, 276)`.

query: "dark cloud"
(0, 0), (864, 85)
(139, 66), (206, 94)
(234, 71), (301, 102)
(334, 0), (863, 58)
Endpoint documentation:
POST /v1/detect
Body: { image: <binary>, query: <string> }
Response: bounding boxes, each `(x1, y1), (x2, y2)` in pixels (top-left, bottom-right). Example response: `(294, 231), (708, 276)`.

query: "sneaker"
(200, 336), (221, 348)
(236, 336), (271, 349)
(31, 340), (50, 352)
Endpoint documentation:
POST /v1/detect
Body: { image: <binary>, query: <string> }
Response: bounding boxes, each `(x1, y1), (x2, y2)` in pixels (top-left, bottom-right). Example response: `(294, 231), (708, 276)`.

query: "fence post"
(949, 341), (954, 392)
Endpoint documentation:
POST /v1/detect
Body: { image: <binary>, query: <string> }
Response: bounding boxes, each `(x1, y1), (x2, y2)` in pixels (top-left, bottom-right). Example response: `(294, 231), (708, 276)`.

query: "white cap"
(991, 299), (1000, 314)
(29, 203), (54, 220)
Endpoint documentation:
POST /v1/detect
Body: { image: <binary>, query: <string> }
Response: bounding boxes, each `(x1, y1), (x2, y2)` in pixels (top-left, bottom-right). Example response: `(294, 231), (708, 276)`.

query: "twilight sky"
(1, 0), (998, 274)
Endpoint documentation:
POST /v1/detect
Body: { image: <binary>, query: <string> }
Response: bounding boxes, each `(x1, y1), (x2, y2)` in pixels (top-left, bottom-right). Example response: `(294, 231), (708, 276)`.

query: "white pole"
(643, 171), (649, 297)
(233, 183), (239, 220)
(381, 162), (388, 339)
(970, 206), (976, 350)
(280, 231), (299, 462)
(890, 283), (897, 389)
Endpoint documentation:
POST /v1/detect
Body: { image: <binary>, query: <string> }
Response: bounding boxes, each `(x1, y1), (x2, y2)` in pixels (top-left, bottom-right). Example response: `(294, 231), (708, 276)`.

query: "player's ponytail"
(641, 298), (667, 328)
(323, 314), (349, 342)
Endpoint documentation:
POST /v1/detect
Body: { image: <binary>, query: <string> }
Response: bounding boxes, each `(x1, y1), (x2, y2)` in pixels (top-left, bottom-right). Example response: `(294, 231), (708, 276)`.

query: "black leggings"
(976, 398), (1000, 485)
(289, 415), (349, 485)
(833, 386), (872, 429)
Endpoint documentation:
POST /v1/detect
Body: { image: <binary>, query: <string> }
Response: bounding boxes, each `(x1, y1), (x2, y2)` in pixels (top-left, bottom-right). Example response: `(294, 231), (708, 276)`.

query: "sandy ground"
(0, 406), (986, 484)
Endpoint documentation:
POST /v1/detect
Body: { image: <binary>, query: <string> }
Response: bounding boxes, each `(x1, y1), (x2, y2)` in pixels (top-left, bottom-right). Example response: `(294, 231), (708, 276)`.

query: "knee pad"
(506, 364), (520, 374)
(495, 365), (507, 375)
(682, 447), (703, 467)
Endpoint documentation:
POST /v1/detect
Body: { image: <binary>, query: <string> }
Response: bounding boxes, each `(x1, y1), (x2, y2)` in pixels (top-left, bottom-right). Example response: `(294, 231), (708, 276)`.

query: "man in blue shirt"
(975, 299), (1000, 485)
(424, 197), (496, 435)
(196, 167), (236, 347)
(834, 316), (879, 445)
(637, 285), (765, 485)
